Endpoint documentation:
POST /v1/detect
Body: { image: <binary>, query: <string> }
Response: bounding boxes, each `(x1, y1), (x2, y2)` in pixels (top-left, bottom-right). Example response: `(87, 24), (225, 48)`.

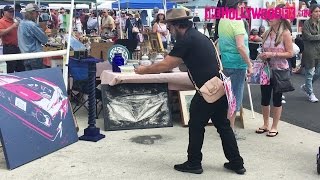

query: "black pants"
(3, 45), (25, 73)
(86, 29), (96, 35)
(261, 84), (282, 107)
(288, 56), (296, 69)
(187, 94), (244, 167)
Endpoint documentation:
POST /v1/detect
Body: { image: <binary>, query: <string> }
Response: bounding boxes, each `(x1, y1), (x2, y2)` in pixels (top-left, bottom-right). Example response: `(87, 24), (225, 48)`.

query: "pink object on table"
(100, 70), (194, 91)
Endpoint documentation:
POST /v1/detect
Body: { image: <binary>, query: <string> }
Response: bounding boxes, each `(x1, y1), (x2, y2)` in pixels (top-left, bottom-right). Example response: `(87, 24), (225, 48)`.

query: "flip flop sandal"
(266, 131), (279, 137)
(255, 128), (269, 134)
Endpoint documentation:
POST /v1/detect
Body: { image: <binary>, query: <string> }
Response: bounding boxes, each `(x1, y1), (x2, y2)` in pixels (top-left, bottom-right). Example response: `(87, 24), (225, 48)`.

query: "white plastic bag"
(293, 43), (300, 55)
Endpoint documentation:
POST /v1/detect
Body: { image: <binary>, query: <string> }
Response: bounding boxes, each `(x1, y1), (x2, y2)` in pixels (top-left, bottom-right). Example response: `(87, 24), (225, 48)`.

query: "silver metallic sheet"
(101, 83), (172, 131)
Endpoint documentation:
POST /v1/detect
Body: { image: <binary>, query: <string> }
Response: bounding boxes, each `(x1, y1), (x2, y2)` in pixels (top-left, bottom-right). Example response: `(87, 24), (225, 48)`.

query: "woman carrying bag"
(152, 10), (168, 49)
(256, 4), (294, 137)
(125, 12), (142, 40)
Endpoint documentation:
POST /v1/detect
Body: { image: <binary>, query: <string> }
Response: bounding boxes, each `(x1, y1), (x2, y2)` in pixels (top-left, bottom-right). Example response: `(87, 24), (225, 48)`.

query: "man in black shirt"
(135, 9), (246, 175)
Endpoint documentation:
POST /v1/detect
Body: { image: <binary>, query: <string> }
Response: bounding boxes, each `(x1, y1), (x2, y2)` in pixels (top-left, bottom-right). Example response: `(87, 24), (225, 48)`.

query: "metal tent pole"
(63, 0), (75, 91)
(118, 0), (123, 39)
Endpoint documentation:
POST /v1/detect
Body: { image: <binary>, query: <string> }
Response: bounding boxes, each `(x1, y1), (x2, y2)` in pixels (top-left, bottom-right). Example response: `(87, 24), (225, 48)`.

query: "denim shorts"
(223, 68), (246, 112)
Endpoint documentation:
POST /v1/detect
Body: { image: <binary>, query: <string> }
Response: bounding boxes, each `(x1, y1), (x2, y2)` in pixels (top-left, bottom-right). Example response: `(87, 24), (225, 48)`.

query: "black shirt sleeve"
(168, 36), (191, 61)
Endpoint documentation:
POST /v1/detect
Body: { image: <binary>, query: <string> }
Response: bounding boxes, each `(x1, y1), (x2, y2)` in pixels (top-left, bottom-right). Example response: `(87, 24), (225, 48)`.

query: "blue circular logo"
(107, 45), (130, 64)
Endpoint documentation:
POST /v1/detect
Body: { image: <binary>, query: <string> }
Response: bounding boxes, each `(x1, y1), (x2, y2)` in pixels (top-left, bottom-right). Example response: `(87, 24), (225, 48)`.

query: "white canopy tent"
(96, 1), (115, 10)
(48, 3), (90, 10)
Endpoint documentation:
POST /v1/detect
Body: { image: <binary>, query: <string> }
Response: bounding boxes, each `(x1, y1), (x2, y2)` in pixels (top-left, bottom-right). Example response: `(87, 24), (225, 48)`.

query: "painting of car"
(0, 74), (68, 141)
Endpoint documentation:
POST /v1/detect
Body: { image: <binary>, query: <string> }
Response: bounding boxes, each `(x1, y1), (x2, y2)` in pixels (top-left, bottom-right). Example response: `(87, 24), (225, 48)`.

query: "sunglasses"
(103, 12), (108, 14)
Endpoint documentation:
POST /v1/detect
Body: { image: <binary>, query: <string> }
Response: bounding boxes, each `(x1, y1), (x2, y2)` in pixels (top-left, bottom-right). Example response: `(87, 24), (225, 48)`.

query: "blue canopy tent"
(112, 0), (176, 9)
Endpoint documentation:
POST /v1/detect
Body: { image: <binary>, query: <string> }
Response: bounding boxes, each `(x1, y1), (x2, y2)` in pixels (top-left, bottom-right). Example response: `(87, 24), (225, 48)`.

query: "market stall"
(111, 0), (176, 9)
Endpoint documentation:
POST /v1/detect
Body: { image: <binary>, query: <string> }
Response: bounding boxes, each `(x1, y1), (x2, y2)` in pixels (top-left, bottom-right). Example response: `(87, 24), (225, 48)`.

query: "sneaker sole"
(224, 164), (246, 175)
(174, 167), (203, 174)
(224, 167), (246, 175)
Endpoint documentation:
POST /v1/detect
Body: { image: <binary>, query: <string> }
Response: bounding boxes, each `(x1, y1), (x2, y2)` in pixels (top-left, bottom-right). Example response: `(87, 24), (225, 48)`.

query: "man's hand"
(11, 21), (19, 29)
(134, 65), (148, 74)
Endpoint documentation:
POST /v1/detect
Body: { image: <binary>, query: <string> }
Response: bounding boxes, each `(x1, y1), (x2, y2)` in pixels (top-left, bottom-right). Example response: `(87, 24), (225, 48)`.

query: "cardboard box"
(51, 59), (63, 69)
(0, 61), (7, 73)
(90, 42), (114, 61)
(43, 46), (63, 52)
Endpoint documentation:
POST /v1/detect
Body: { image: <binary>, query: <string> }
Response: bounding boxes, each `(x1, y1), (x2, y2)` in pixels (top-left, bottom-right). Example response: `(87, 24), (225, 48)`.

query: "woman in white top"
(74, 14), (83, 34)
(152, 10), (168, 49)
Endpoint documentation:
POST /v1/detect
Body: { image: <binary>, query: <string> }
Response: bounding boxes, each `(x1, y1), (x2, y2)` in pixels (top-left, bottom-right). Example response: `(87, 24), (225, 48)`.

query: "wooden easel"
(235, 106), (244, 129)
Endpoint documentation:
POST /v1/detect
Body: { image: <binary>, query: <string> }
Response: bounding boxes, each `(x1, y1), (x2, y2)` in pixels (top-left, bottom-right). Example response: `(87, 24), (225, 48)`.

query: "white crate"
(0, 61), (7, 74)
(50, 59), (63, 68)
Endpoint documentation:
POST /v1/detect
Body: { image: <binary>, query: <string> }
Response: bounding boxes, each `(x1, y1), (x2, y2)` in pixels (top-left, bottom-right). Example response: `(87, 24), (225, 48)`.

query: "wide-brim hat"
(127, 11), (134, 16)
(25, 3), (42, 12)
(163, 8), (192, 23)
(157, 9), (165, 15)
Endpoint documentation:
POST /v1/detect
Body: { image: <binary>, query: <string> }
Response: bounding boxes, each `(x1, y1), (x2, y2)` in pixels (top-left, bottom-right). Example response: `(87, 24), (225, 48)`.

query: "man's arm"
(32, 24), (48, 44)
(235, 34), (251, 66)
(302, 21), (320, 41)
(135, 55), (183, 74)
(0, 22), (18, 37)
(235, 34), (253, 75)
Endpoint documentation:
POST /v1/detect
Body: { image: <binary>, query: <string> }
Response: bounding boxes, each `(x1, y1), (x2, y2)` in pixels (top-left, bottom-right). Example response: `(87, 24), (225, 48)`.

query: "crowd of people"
(0, 3), (48, 72)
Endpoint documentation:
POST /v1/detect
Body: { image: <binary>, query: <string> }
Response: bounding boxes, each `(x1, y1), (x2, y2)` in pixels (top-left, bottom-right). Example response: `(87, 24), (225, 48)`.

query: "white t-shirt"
(155, 23), (167, 42)
(58, 14), (64, 29)
(75, 18), (82, 33)
(87, 17), (98, 30)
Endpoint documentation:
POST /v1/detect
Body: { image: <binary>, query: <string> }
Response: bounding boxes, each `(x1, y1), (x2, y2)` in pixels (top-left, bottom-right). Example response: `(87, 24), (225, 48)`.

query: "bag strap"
(157, 23), (167, 40)
(212, 39), (223, 72)
(187, 69), (202, 95)
(187, 38), (224, 95)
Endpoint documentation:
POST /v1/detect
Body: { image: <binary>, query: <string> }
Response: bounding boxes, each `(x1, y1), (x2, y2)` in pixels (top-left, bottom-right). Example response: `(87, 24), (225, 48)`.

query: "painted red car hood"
(3, 84), (42, 101)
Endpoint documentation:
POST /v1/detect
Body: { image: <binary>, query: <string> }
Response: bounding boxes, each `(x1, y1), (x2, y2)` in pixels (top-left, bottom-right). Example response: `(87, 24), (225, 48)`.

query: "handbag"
(260, 63), (271, 85)
(220, 71), (237, 117)
(271, 69), (295, 93)
(188, 70), (225, 103)
(132, 26), (139, 33)
(187, 40), (228, 103)
(131, 20), (140, 33)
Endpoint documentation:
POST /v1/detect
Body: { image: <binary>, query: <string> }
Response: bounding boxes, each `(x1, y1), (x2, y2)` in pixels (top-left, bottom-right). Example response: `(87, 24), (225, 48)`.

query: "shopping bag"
(260, 62), (271, 85)
(248, 60), (270, 85)
(248, 60), (264, 85)
(221, 72), (236, 117)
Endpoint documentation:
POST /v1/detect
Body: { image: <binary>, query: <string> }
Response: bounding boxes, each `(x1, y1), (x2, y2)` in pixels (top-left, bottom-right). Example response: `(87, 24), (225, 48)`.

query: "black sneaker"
(174, 161), (203, 174)
(223, 162), (246, 175)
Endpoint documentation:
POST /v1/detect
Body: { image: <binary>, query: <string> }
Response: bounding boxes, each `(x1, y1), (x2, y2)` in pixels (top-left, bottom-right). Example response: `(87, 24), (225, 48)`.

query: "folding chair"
(68, 58), (103, 118)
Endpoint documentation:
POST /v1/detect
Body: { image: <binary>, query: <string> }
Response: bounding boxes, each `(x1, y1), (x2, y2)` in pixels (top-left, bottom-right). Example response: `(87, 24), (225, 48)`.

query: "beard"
(174, 31), (184, 41)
